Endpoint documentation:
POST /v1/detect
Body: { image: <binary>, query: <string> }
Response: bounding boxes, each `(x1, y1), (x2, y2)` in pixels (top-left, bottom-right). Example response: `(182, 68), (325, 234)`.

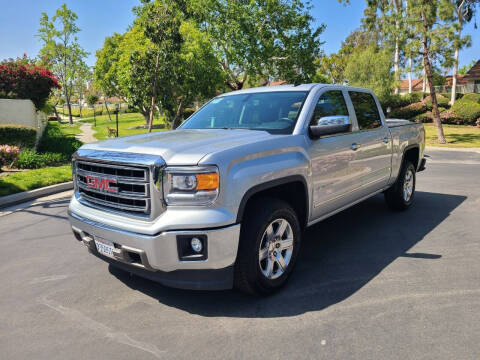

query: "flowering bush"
(0, 57), (60, 109)
(0, 145), (20, 168)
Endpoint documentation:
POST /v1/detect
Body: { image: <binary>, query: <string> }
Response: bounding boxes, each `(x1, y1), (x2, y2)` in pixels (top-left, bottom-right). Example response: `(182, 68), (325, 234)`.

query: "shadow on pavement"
(109, 191), (466, 318)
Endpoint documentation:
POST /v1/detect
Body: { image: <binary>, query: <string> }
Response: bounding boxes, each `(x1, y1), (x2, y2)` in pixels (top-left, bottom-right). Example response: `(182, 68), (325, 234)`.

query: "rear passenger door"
(347, 91), (392, 195)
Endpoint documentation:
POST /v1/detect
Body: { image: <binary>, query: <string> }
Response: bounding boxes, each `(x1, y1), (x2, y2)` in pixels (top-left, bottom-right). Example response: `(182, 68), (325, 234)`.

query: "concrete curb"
(426, 146), (480, 153)
(0, 181), (73, 209)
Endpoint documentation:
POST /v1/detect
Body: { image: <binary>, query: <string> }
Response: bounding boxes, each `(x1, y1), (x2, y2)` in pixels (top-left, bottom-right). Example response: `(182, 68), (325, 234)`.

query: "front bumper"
(69, 211), (240, 290)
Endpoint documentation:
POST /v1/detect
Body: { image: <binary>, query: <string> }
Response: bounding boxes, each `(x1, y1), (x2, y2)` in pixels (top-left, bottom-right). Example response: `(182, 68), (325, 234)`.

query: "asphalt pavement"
(1, 148), (479, 360)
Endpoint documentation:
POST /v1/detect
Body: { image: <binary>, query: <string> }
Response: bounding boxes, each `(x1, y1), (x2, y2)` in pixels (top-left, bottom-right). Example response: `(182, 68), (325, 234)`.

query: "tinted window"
(180, 91), (308, 134)
(310, 90), (349, 126)
(349, 91), (382, 130)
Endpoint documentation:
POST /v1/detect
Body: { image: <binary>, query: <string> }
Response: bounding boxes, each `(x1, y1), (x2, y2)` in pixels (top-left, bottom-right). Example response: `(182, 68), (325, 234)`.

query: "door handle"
(350, 143), (361, 151)
(383, 137), (390, 143)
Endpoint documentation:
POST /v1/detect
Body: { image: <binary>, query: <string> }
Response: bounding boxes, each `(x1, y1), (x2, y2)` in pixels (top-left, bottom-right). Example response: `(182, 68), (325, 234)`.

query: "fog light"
(191, 237), (203, 253)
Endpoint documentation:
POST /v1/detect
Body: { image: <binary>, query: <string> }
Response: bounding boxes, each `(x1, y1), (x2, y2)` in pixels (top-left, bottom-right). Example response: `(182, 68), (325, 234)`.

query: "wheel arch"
(402, 144), (420, 170)
(236, 175), (309, 228)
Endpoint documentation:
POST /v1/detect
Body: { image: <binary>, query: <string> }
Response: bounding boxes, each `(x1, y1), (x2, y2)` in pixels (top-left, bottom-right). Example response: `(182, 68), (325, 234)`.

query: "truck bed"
(386, 118), (415, 127)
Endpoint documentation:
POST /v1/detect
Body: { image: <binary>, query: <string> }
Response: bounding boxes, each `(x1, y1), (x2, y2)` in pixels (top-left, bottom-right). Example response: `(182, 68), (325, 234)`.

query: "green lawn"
(424, 124), (480, 148)
(56, 121), (83, 136)
(80, 113), (167, 141)
(0, 165), (72, 197)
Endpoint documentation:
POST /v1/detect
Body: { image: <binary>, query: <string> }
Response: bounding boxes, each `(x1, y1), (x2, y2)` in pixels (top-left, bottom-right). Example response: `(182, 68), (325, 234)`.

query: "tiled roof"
(466, 60), (480, 78)
(399, 79), (424, 91)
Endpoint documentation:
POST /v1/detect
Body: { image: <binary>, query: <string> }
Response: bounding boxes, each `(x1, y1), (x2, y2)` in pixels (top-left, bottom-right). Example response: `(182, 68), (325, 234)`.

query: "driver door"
(307, 90), (361, 220)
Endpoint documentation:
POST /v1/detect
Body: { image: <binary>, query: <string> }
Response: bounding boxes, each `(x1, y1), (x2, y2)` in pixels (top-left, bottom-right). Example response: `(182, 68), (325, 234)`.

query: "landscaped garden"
(79, 112), (166, 141)
(0, 122), (81, 196)
(383, 92), (480, 147)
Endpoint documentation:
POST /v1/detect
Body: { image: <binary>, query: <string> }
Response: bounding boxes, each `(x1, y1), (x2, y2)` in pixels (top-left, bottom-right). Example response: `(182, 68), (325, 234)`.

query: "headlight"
(162, 166), (219, 205)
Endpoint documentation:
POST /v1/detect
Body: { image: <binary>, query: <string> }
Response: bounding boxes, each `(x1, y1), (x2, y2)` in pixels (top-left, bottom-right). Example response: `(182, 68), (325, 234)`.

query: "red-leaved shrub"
(0, 57), (60, 109)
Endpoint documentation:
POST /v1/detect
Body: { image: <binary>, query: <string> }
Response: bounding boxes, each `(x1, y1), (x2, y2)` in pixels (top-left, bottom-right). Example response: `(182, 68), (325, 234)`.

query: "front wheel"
(384, 160), (416, 211)
(234, 198), (301, 296)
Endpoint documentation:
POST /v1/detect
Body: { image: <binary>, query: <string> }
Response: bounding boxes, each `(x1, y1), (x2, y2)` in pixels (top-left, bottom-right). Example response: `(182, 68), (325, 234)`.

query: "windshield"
(180, 91), (309, 134)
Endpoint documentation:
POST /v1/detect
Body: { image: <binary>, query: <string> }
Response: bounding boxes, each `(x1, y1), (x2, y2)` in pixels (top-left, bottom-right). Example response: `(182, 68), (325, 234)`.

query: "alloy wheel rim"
(403, 169), (414, 202)
(258, 218), (294, 280)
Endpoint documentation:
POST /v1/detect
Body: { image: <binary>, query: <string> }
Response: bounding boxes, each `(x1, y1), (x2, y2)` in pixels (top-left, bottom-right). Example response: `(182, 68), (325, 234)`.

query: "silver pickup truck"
(69, 84), (426, 295)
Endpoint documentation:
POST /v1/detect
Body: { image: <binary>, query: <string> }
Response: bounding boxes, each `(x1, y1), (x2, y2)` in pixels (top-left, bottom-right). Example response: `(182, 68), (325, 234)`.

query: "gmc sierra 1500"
(69, 84), (426, 295)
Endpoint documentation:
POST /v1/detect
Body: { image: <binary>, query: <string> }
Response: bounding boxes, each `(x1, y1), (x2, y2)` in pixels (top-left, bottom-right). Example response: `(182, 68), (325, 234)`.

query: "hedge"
(424, 94), (450, 110)
(9, 122), (83, 169)
(38, 123), (82, 158)
(381, 92), (425, 110)
(451, 99), (480, 124)
(389, 101), (427, 119)
(0, 125), (37, 148)
(461, 93), (480, 104)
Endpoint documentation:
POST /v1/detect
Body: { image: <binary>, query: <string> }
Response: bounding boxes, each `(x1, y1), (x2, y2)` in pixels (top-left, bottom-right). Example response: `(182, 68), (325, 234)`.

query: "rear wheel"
(234, 198), (301, 296)
(384, 160), (416, 211)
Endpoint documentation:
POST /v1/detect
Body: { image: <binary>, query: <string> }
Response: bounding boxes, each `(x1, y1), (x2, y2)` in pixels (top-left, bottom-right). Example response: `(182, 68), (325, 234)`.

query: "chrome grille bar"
(75, 160), (151, 215)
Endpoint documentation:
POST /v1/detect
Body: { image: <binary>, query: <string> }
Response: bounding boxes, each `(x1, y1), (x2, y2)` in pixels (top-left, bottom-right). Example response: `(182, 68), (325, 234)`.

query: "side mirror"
(309, 115), (351, 138)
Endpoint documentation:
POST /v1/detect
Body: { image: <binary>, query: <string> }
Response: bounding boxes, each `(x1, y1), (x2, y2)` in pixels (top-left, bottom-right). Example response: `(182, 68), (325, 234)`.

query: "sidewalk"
(76, 122), (97, 143)
(58, 113), (97, 144)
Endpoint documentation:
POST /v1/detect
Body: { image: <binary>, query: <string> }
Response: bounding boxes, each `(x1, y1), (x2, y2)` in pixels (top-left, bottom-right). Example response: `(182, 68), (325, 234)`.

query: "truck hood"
(80, 129), (274, 165)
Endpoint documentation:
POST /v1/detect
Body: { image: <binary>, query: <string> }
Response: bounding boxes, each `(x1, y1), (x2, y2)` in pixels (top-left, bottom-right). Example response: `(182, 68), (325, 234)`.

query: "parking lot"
(1, 148), (479, 360)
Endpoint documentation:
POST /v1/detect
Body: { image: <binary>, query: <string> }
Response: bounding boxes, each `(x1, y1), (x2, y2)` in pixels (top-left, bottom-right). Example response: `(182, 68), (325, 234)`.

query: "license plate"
(94, 237), (115, 258)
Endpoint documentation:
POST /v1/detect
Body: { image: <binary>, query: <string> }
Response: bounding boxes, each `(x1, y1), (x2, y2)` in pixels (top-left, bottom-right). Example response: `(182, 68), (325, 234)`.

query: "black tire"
(384, 160), (416, 211)
(234, 198), (302, 296)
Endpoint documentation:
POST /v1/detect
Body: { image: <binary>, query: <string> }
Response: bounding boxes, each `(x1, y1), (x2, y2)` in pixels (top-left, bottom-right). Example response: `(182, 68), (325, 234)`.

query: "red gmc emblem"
(85, 175), (118, 193)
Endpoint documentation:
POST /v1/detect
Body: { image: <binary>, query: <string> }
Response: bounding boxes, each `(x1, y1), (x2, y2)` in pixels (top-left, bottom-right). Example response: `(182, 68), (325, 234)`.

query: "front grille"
(75, 160), (150, 215)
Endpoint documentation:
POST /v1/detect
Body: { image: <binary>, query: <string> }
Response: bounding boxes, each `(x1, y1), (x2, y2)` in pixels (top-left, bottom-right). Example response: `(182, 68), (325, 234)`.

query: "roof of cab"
(220, 83), (326, 96)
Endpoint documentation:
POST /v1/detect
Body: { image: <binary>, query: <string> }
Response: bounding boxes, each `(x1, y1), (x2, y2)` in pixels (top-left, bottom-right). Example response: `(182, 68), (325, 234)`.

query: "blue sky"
(0, 0), (478, 71)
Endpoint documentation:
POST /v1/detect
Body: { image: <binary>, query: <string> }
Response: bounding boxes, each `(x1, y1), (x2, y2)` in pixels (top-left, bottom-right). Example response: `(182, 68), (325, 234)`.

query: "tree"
(37, 4), (89, 124)
(86, 94), (99, 107)
(449, 0), (479, 105)
(404, 0), (456, 144)
(315, 53), (347, 84)
(135, 0), (183, 132)
(94, 3), (223, 130)
(458, 58), (477, 74)
(316, 27), (380, 84)
(73, 62), (91, 117)
(95, 27), (152, 124)
(344, 45), (394, 100)
(189, 0), (324, 90)
(170, 21), (224, 128)
(363, 0), (407, 94)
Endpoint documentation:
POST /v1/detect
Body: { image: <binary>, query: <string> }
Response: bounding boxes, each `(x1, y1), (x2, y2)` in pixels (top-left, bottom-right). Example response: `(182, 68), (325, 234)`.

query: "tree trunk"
(408, 58), (413, 94)
(393, 1), (402, 95)
(423, 48), (446, 144)
(226, 79), (244, 91)
(172, 99), (184, 129)
(142, 111), (150, 126)
(148, 52), (161, 133)
(394, 39), (400, 94)
(451, 47), (459, 105)
(64, 86), (73, 125)
(451, 19), (462, 106)
(422, 58), (427, 93)
(104, 101), (112, 121)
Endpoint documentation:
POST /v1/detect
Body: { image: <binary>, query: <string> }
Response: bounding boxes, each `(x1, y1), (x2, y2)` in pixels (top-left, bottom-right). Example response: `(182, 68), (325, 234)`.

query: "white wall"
(0, 99), (47, 148)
